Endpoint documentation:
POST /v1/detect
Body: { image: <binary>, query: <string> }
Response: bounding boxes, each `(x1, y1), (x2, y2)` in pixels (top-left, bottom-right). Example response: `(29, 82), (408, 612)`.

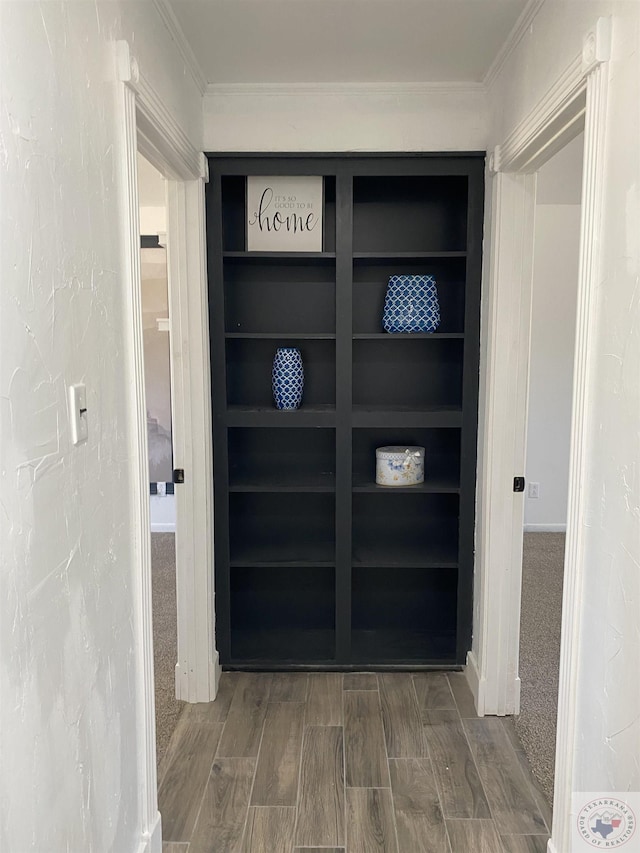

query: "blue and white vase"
(382, 274), (440, 333)
(272, 347), (304, 410)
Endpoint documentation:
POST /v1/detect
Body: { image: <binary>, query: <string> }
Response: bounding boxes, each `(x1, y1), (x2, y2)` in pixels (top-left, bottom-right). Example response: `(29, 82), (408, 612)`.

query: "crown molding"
(205, 81), (486, 98)
(153, 0), (207, 95)
(483, 0), (546, 90)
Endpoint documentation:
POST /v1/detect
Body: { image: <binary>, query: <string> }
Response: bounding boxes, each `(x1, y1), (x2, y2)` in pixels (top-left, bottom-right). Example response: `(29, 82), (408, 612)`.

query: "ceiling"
(168, 0), (529, 86)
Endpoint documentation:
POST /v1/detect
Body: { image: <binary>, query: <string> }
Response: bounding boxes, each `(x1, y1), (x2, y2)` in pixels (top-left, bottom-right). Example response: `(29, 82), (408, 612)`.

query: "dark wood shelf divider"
(230, 559), (336, 568)
(207, 154), (484, 669)
(353, 251), (467, 260)
(223, 251), (336, 260)
(351, 406), (463, 429)
(226, 332), (336, 339)
(226, 404), (336, 428)
(352, 481), (460, 494)
(353, 332), (464, 339)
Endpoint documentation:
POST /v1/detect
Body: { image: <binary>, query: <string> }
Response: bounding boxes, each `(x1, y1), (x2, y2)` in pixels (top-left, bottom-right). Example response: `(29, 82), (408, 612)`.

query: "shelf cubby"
(352, 338), (463, 410)
(226, 338), (335, 409)
(352, 427), (461, 493)
(353, 175), (468, 254)
(221, 174), (336, 253)
(225, 259), (335, 335)
(351, 567), (457, 663)
(231, 566), (335, 662)
(229, 492), (335, 566)
(353, 258), (466, 335)
(352, 493), (459, 567)
(228, 427), (335, 492)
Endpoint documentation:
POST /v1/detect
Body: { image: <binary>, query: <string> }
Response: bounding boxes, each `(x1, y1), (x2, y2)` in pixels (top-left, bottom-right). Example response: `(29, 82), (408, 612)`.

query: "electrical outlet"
(528, 481), (540, 499)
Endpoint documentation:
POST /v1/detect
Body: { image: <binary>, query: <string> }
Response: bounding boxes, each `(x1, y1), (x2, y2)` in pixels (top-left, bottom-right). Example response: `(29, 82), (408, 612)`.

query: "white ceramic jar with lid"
(375, 446), (425, 486)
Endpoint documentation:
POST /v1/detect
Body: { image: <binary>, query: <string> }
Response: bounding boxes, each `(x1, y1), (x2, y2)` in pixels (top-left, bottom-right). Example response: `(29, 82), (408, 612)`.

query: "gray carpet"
(515, 531), (566, 806)
(151, 532), (185, 770)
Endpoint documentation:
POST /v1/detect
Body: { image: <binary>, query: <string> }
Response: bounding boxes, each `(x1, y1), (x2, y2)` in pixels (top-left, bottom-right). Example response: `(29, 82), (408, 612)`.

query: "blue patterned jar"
(382, 274), (440, 333)
(272, 347), (304, 410)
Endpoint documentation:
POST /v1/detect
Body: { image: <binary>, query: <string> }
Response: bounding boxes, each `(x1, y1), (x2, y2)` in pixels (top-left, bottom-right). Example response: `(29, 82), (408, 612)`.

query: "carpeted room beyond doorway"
(151, 532), (185, 768)
(516, 532), (566, 805)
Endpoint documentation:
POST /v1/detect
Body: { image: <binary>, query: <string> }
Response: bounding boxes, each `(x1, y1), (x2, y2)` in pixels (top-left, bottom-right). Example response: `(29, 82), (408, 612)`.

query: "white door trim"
(470, 169), (537, 717)
(471, 16), (610, 853)
(115, 43), (161, 853)
(167, 172), (221, 701)
(549, 39), (610, 853)
(116, 42), (219, 704)
(116, 38), (219, 851)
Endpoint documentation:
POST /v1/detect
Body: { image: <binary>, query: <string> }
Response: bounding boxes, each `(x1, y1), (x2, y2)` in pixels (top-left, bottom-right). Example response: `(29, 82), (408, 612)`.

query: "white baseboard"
(524, 523), (567, 532)
(175, 661), (187, 701)
(137, 810), (162, 853)
(465, 650), (483, 716)
(512, 674), (521, 715)
(175, 649), (222, 703)
(150, 522), (176, 533)
(211, 649), (222, 699)
(465, 651), (521, 716)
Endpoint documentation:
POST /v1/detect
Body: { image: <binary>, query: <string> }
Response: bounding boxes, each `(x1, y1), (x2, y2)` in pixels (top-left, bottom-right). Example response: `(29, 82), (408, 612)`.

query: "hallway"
(158, 671), (551, 852)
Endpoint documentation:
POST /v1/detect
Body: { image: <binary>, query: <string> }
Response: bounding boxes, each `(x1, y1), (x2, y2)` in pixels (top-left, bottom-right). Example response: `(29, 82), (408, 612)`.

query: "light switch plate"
(68, 384), (88, 445)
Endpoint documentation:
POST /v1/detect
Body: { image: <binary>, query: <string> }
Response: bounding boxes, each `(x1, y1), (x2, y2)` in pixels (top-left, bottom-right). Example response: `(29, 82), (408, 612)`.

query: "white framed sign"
(247, 176), (323, 252)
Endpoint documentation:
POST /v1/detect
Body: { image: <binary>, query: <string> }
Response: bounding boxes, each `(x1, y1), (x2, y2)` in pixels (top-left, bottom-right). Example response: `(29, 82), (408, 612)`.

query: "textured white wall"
(0, 3), (201, 852)
(481, 0), (640, 799)
(525, 203), (582, 529)
(203, 85), (488, 151)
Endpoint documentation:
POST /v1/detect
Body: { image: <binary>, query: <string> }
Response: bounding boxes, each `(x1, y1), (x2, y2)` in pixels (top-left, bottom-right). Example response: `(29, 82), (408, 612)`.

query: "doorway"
(116, 38), (219, 850)
(137, 153), (185, 771)
(516, 132), (585, 805)
(472, 28), (610, 852)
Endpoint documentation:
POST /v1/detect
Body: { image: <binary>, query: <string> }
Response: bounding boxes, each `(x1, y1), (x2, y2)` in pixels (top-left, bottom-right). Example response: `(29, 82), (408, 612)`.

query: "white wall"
(0, 3), (201, 852)
(140, 205), (167, 235)
(525, 136), (584, 530)
(139, 153), (168, 234)
(524, 203), (581, 529)
(203, 85), (487, 151)
(482, 0), (640, 805)
(142, 247), (173, 484)
(535, 132), (585, 205)
(150, 494), (177, 533)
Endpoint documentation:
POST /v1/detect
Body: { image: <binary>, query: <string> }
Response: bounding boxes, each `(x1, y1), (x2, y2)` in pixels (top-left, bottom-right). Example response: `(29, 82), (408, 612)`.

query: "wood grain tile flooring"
(160, 671), (551, 852)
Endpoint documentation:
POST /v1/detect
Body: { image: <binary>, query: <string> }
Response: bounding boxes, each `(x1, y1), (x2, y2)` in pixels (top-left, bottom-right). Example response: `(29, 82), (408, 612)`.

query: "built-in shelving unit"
(206, 154), (484, 669)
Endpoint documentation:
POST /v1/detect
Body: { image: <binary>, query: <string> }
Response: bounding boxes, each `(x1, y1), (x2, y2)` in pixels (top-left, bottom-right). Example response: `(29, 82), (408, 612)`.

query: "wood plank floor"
(160, 672), (550, 853)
